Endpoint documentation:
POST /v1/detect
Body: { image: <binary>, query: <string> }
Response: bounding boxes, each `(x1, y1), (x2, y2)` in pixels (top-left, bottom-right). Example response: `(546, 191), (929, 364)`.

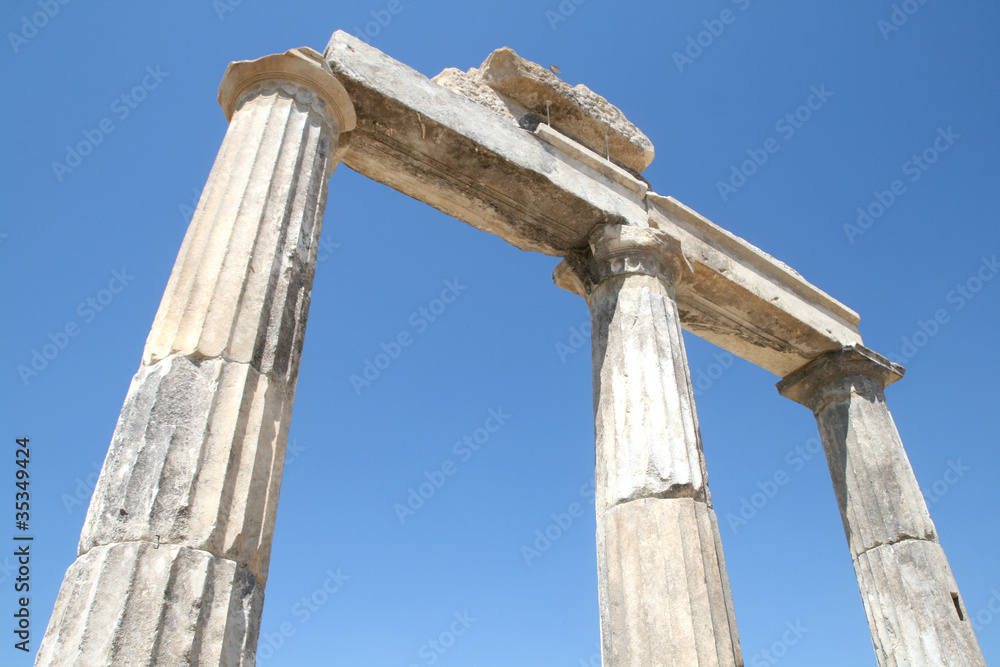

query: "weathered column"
(777, 345), (984, 666)
(555, 224), (742, 667)
(36, 48), (355, 666)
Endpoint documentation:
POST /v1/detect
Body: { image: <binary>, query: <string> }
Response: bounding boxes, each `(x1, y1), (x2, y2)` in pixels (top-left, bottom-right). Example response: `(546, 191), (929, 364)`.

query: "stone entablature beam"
(324, 30), (861, 379)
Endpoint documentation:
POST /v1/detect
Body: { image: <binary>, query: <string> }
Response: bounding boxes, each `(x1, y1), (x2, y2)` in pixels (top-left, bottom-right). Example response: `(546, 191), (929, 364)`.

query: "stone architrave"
(324, 31), (865, 378)
(556, 225), (742, 667)
(778, 346), (985, 667)
(34, 48), (355, 666)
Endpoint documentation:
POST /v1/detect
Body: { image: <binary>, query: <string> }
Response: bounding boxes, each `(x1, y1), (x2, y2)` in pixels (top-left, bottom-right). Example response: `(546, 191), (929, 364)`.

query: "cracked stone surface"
(79, 355), (292, 584)
(35, 542), (262, 667)
(329, 30), (864, 380)
(473, 47), (655, 175)
(778, 346), (985, 667)
(598, 498), (741, 666)
(36, 49), (351, 666)
(34, 34), (986, 667)
(434, 46), (654, 175)
(855, 539), (983, 666)
(585, 225), (741, 666)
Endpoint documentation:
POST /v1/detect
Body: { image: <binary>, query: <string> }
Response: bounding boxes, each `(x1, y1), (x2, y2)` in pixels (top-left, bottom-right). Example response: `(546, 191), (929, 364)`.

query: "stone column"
(36, 48), (355, 666)
(777, 345), (985, 666)
(555, 225), (742, 667)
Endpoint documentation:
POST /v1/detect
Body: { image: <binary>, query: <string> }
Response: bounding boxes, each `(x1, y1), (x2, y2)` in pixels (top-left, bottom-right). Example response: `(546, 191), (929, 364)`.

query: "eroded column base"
(855, 539), (984, 667)
(597, 497), (741, 667)
(36, 541), (262, 667)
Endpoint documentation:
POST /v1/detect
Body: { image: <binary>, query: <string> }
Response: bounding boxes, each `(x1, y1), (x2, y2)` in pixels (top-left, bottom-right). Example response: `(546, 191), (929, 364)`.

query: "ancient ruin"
(35, 33), (985, 666)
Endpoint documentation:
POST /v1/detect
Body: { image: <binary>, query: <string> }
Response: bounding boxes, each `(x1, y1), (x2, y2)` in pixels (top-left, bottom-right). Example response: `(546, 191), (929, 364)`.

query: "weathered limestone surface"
(35, 542), (262, 667)
(36, 48), (354, 666)
(646, 194), (862, 377)
(778, 346), (985, 666)
(598, 499), (740, 666)
(459, 46), (655, 174)
(35, 35), (985, 667)
(578, 225), (741, 667)
(856, 539), (981, 667)
(326, 30), (861, 378)
(78, 356), (292, 584)
(324, 30), (649, 255)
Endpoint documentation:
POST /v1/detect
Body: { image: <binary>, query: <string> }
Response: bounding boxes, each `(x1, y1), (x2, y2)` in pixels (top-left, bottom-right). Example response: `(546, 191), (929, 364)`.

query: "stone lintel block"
(218, 46), (355, 133)
(854, 539), (985, 666)
(79, 355), (291, 585)
(324, 30), (649, 255)
(646, 195), (864, 378)
(326, 32), (863, 382)
(35, 541), (262, 667)
(532, 123), (650, 198)
(598, 498), (741, 666)
(777, 344), (904, 409)
(472, 46), (654, 175)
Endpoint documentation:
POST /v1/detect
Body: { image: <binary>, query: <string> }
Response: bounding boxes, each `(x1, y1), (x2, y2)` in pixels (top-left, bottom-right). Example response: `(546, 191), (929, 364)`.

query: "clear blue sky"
(2, 2), (998, 665)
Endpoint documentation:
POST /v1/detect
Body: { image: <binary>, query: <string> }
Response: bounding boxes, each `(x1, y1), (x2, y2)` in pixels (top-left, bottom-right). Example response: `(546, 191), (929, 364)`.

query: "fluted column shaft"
(37, 48), (355, 666)
(556, 225), (742, 667)
(778, 346), (984, 666)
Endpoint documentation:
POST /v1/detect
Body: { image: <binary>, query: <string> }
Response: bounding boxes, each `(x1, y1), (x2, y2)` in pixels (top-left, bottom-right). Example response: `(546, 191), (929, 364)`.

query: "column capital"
(553, 223), (688, 298)
(218, 46), (356, 135)
(776, 344), (904, 409)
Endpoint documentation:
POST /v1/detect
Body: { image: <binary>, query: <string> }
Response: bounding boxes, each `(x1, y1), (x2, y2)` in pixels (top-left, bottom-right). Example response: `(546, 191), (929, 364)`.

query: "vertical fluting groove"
(259, 113), (327, 386)
(185, 95), (288, 358)
(39, 49), (351, 666)
(145, 101), (260, 364)
(847, 397), (880, 551)
(203, 363), (261, 566)
(698, 505), (729, 661)
(222, 372), (275, 561)
(47, 540), (116, 664)
(109, 539), (170, 665)
(205, 95), (302, 361)
(198, 95), (295, 358)
(81, 541), (139, 664)
(674, 503), (700, 661)
(78, 94), (330, 579)
(150, 99), (272, 362)
(664, 283), (706, 491)
(589, 244), (739, 666)
(147, 549), (189, 665)
(716, 510), (742, 661)
(185, 541), (217, 665)
(848, 397), (877, 549)
(854, 396), (893, 550)
(637, 286), (670, 487)
(786, 355), (987, 667)
(168, 360), (219, 543)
